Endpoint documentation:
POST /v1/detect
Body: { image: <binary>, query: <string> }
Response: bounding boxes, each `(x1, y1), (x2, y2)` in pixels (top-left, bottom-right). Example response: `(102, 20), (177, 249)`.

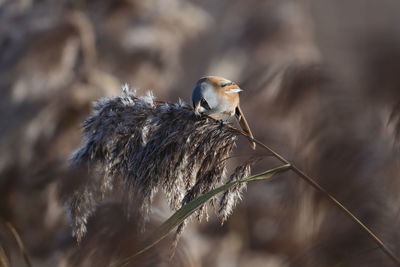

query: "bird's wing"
(235, 106), (256, 150)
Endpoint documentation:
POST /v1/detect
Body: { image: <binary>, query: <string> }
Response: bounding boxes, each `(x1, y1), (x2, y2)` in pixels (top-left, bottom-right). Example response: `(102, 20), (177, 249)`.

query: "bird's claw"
(193, 110), (202, 117)
(218, 120), (228, 127)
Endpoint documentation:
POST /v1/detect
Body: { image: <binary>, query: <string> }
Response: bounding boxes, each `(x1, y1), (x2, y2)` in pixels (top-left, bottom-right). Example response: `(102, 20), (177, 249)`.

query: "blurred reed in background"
(1, 0), (400, 266)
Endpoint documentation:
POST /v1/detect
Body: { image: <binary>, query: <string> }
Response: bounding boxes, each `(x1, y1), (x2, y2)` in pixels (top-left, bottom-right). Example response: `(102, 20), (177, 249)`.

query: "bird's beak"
(225, 88), (243, 93)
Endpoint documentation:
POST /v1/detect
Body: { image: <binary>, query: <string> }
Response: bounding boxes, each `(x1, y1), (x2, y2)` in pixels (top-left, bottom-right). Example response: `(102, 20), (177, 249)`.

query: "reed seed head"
(68, 86), (251, 241)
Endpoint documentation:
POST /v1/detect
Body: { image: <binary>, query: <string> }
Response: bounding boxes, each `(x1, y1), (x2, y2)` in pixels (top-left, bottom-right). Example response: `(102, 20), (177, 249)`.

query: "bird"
(191, 76), (256, 149)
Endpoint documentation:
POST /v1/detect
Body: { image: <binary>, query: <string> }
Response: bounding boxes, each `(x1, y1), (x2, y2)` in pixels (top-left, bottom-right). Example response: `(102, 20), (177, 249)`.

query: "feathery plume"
(67, 88), (249, 241)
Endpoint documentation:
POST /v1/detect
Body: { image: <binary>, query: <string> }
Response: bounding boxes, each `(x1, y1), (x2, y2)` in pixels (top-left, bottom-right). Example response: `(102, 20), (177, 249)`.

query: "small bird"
(191, 76), (256, 149)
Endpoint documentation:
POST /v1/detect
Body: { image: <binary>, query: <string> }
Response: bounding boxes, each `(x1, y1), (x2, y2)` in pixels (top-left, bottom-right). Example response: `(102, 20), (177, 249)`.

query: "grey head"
(192, 78), (218, 113)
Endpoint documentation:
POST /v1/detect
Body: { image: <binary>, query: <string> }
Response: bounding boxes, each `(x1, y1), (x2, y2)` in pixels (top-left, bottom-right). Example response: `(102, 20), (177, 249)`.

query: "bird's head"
(196, 76), (243, 95)
(192, 76), (243, 115)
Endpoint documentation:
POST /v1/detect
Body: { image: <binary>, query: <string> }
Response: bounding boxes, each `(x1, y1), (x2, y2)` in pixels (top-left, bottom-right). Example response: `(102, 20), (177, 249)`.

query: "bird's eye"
(221, 82), (233, 87)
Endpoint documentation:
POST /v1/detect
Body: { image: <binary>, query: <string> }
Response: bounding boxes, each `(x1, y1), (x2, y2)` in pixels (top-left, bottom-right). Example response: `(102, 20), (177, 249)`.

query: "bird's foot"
(193, 109), (202, 118)
(218, 119), (229, 127)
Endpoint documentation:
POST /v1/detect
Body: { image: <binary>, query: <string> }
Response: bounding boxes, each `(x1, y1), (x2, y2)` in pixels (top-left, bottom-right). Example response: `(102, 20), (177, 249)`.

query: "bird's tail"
(235, 106), (256, 150)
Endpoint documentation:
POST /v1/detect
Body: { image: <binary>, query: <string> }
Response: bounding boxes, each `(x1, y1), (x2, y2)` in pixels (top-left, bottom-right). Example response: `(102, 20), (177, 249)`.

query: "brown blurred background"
(1, 0), (400, 266)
